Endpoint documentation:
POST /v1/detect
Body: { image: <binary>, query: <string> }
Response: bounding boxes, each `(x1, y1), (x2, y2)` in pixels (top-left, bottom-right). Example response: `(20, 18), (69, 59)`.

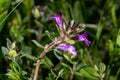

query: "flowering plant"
(1, 1), (118, 80)
(33, 13), (91, 80)
(50, 13), (91, 56)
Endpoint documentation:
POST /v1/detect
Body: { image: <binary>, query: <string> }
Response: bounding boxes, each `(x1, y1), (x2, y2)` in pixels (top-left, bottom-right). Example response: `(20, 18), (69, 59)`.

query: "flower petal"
(57, 44), (77, 56)
(85, 39), (91, 46)
(50, 13), (62, 27)
(76, 32), (91, 46)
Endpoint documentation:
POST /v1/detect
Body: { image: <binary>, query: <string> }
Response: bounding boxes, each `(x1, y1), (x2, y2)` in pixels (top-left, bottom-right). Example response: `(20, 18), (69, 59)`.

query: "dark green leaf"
(61, 63), (71, 70)
(21, 54), (37, 61)
(73, 1), (84, 23)
(53, 49), (63, 60)
(41, 56), (54, 68)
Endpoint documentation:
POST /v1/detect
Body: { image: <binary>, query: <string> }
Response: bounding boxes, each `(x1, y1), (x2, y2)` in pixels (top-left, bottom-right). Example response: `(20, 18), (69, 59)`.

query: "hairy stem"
(33, 37), (62, 80)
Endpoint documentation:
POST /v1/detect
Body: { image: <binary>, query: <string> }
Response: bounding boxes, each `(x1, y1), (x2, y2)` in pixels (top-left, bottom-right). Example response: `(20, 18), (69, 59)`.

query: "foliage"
(0, 0), (120, 80)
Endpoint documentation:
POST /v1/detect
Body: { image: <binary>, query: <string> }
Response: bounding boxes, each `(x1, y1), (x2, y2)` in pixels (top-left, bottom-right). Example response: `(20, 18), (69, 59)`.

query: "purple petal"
(50, 13), (62, 27)
(85, 39), (91, 46)
(57, 44), (77, 56)
(76, 32), (91, 46)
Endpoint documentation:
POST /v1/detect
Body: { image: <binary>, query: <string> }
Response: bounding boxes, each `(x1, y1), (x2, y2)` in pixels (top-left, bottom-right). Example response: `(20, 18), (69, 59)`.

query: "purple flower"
(57, 44), (77, 56)
(50, 13), (62, 27)
(76, 32), (91, 46)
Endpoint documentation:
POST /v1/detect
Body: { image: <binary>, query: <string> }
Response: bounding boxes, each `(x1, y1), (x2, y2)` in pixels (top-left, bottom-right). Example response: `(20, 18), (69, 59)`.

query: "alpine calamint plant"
(33, 13), (91, 80)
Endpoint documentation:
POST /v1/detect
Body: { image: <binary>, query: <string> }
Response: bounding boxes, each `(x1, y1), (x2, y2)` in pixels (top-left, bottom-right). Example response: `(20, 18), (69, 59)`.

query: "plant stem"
(100, 73), (103, 80)
(70, 63), (76, 80)
(33, 37), (62, 80)
(33, 60), (40, 80)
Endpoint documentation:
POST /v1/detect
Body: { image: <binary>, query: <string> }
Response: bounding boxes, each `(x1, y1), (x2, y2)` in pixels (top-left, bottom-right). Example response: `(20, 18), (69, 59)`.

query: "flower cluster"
(50, 13), (91, 56)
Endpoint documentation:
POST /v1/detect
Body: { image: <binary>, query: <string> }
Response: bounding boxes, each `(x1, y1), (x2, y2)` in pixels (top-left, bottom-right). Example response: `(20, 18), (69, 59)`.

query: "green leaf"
(32, 40), (44, 48)
(111, 2), (117, 28)
(16, 57), (23, 65)
(53, 49), (63, 60)
(78, 49), (83, 58)
(11, 42), (16, 50)
(63, 53), (73, 64)
(10, 62), (20, 74)
(9, 50), (17, 58)
(46, 71), (56, 80)
(27, 29), (38, 36)
(6, 38), (12, 49)
(83, 67), (99, 77)
(41, 56), (54, 68)
(6, 62), (21, 80)
(6, 72), (21, 80)
(76, 63), (86, 71)
(32, 8), (40, 19)
(106, 40), (114, 54)
(34, 20), (43, 27)
(21, 46), (32, 54)
(45, 30), (54, 40)
(109, 76), (117, 80)
(79, 68), (98, 79)
(96, 22), (104, 41)
(117, 35), (120, 47)
(56, 69), (64, 80)
(50, 69), (57, 77)
(1, 46), (9, 55)
(61, 63), (71, 70)
(58, 69), (64, 77)
(21, 71), (27, 76)
(99, 63), (106, 73)
(15, 10), (22, 25)
(73, 1), (84, 23)
(20, 46), (37, 61)
(75, 66), (99, 79)
(0, 0), (11, 32)
(21, 54), (37, 61)
(80, 69), (92, 78)
(0, 0), (10, 14)
(23, 0), (34, 10)
(66, 40), (75, 44)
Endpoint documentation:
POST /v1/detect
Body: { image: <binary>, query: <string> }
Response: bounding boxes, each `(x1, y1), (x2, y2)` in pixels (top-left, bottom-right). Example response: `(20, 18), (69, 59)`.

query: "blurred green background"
(0, 0), (120, 80)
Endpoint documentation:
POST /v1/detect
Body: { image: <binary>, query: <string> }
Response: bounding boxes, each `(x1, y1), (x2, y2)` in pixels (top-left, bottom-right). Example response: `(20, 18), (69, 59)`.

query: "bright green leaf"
(58, 69), (64, 77)
(117, 35), (120, 47)
(9, 50), (17, 58)
(66, 40), (75, 44)
(0, 0), (11, 32)
(83, 67), (99, 77)
(11, 42), (16, 50)
(79, 69), (98, 79)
